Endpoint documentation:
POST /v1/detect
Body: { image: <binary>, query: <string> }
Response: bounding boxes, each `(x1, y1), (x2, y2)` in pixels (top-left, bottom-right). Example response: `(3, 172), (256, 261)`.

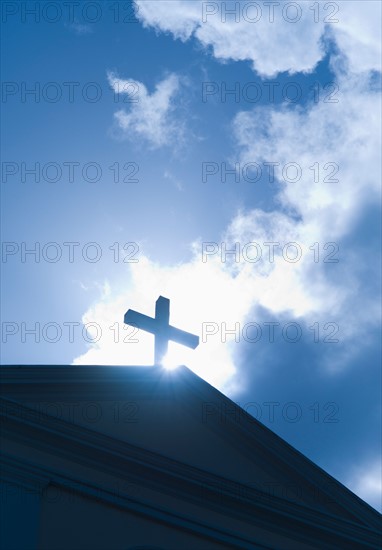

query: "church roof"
(1, 364), (381, 549)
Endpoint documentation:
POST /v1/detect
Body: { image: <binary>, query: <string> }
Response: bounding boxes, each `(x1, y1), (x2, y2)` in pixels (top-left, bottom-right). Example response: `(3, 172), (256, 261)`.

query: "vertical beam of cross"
(154, 296), (170, 365)
(124, 296), (199, 366)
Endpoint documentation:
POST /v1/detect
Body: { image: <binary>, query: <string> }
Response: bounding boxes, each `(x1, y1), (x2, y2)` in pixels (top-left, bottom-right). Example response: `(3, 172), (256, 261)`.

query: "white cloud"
(229, 68), (381, 356)
(83, 68), (381, 386)
(72, 186), (373, 390)
(233, 76), (381, 234)
(107, 72), (183, 148)
(134, 0), (381, 77)
(334, 1), (382, 74)
(89, 1), (381, 388)
(135, 0), (325, 77)
(75, 230), (343, 391)
(73, 255), (256, 393)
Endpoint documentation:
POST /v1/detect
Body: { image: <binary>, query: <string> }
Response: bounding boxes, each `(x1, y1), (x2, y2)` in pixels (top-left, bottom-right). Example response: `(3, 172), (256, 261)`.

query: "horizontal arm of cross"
(124, 310), (157, 334)
(167, 325), (199, 349)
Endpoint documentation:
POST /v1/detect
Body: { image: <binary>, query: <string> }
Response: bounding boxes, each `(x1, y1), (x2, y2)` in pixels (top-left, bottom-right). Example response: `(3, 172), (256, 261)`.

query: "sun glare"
(162, 355), (180, 370)
(161, 345), (183, 370)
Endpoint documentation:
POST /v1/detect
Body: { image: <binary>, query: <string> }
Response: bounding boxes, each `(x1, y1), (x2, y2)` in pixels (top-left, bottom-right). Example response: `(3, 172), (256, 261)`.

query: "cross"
(124, 296), (199, 365)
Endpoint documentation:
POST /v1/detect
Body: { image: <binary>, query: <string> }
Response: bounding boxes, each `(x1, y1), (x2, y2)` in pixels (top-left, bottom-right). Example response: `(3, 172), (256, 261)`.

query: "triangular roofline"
(1, 364), (381, 537)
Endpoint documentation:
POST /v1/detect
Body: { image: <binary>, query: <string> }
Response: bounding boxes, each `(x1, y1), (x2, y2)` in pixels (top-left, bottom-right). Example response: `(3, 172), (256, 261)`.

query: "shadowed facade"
(1, 364), (381, 549)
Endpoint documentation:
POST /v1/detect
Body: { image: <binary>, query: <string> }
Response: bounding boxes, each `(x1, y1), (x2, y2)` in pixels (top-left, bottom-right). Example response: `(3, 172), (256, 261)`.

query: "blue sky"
(1, 1), (381, 511)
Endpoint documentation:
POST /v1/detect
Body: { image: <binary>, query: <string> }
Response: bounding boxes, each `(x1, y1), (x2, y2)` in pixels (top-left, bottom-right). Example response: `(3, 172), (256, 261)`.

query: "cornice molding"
(1, 396), (381, 549)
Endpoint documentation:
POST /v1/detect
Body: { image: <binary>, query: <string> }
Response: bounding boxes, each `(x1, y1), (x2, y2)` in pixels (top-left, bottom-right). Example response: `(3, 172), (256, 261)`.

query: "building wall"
(39, 487), (234, 550)
(0, 481), (41, 550)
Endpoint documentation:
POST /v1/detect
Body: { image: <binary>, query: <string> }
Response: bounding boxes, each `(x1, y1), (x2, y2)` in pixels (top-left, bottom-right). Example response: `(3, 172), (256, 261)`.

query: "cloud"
(93, 3), (381, 386)
(229, 66), (381, 355)
(135, 0), (325, 77)
(74, 231), (343, 391)
(134, 1), (381, 77)
(72, 181), (377, 390)
(333, 1), (382, 74)
(232, 75), (381, 234)
(107, 72), (183, 148)
(83, 55), (381, 387)
(103, 67), (380, 378)
(72, 255), (255, 393)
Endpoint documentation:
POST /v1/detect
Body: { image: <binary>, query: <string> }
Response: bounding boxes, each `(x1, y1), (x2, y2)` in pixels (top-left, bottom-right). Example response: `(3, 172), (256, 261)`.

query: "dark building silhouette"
(1, 365), (381, 549)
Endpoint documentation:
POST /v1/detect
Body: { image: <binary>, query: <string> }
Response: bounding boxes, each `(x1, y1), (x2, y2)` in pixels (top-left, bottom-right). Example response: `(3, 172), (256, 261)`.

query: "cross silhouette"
(124, 296), (199, 365)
